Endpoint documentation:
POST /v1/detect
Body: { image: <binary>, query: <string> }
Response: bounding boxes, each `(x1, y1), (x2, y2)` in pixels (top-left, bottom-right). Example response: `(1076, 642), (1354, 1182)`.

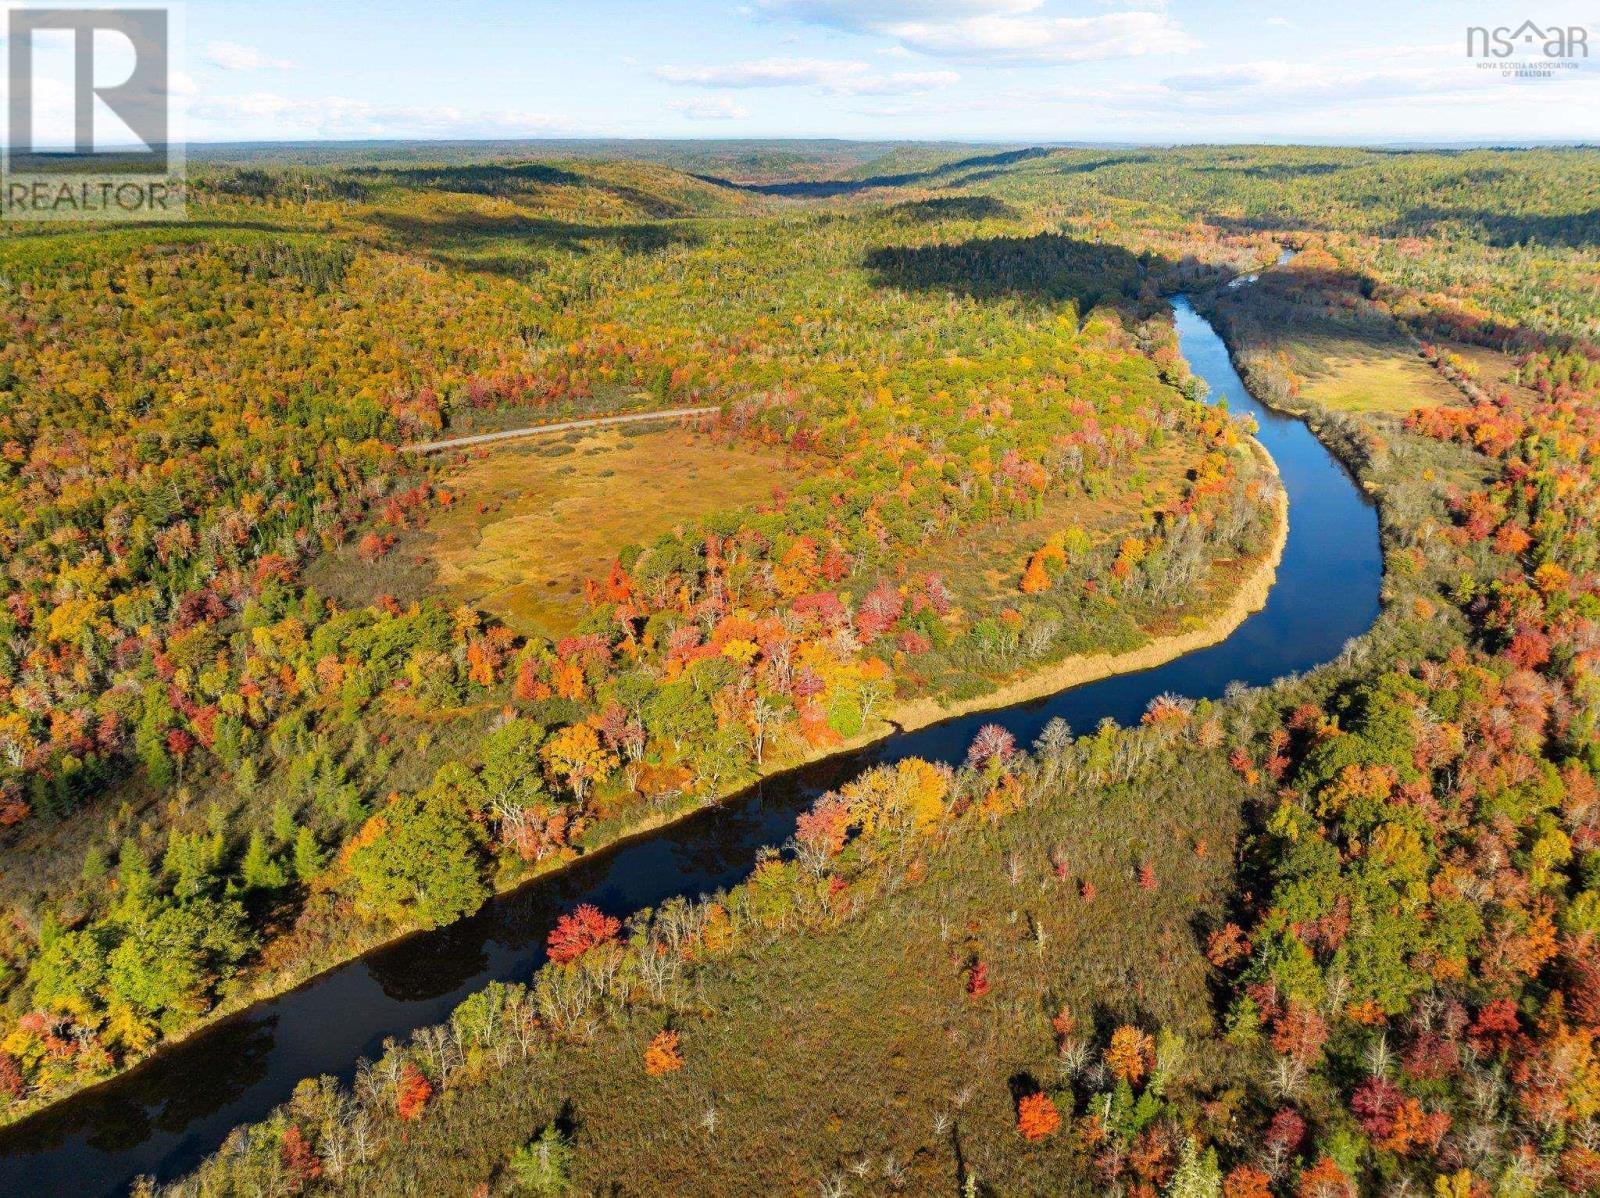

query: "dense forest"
(3, 143), (1600, 1197)
(0, 150), (1278, 1121)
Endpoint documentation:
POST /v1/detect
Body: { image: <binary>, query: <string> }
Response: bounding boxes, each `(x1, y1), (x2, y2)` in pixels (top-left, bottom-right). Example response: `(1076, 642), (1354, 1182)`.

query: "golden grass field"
(426, 426), (796, 636)
(1291, 330), (1463, 412)
(309, 417), (1210, 671)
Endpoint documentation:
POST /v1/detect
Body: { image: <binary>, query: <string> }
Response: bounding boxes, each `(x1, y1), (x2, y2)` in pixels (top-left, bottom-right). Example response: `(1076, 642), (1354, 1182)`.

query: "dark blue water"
(0, 296), (1381, 1195)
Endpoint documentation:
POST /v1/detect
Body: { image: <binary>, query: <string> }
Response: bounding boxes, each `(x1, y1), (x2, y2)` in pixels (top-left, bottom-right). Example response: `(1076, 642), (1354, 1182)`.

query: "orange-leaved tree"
(1106, 1025), (1155, 1086)
(643, 1030), (684, 1076)
(396, 1063), (433, 1120)
(546, 903), (622, 964)
(1017, 1092), (1061, 1141)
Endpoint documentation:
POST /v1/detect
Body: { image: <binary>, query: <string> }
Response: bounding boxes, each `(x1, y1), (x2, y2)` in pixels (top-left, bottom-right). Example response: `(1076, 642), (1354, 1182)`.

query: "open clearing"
(426, 426), (796, 637)
(1285, 327), (1463, 413)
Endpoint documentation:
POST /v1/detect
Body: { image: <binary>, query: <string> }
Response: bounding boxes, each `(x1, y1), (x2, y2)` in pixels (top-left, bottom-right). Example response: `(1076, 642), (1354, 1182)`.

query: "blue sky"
(15, 0), (1600, 145)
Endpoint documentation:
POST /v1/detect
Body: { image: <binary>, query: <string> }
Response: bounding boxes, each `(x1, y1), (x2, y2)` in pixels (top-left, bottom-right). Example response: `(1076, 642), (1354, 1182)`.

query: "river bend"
(0, 294), (1383, 1195)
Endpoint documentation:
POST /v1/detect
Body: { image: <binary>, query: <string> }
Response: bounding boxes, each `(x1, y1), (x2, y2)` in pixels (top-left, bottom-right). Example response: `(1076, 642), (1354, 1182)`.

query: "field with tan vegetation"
(425, 425), (795, 637)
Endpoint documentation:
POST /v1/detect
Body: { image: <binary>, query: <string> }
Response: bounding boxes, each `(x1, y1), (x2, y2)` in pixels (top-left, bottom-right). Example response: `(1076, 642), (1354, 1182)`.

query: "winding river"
(0, 292), (1382, 1195)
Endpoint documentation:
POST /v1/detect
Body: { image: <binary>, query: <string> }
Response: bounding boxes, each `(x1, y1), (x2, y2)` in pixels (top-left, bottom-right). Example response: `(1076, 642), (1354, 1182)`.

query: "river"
(0, 291), (1382, 1195)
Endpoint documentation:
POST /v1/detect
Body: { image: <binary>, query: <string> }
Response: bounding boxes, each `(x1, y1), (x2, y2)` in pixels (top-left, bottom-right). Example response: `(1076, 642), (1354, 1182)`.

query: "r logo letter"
(7, 7), (169, 171)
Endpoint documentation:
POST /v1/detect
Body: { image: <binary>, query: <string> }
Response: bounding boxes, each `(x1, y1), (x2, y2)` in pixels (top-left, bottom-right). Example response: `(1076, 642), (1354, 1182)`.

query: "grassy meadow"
(424, 426), (793, 638)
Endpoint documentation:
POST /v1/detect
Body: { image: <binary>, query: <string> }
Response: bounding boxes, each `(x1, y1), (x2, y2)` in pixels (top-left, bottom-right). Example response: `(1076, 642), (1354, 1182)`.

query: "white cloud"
(885, 10), (1196, 62)
(1161, 59), (1480, 108)
(0, 33), (181, 148)
(667, 95), (749, 120)
(993, 49), (1600, 133)
(758, 1), (1042, 27)
(203, 41), (294, 71)
(755, 0), (1195, 64)
(658, 56), (871, 87)
(188, 93), (580, 140)
(851, 69), (961, 93)
(656, 56), (957, 93)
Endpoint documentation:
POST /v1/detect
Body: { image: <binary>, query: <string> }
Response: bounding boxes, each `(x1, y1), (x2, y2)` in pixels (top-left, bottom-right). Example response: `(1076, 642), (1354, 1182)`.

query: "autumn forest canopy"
(0, 142), (1599, 1197)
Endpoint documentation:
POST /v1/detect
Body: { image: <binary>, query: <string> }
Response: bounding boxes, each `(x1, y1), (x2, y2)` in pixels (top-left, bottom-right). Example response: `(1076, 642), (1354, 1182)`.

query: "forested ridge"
(4, 144), (1600, 1198)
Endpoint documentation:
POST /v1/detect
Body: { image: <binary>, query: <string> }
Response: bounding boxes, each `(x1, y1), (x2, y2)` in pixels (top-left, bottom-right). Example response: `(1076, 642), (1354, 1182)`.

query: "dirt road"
(399, 405), (719, 454)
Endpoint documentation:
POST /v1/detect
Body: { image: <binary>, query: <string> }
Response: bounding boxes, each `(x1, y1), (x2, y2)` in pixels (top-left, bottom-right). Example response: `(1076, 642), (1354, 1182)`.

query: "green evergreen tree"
(271, 797), (295, 844)
(163, 831), (221, 900)
(238, 830), (287, 892)
(81, 843), (108, 888)
(233, 755), (259, 797)
(134, 687), (175, 790)
(291, 826), (323, 882)
(116, 837), (155, 914)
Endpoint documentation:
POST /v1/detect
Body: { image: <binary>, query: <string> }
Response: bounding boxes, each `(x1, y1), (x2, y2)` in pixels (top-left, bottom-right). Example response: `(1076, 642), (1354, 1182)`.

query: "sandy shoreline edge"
(886, 443), (1288, 736)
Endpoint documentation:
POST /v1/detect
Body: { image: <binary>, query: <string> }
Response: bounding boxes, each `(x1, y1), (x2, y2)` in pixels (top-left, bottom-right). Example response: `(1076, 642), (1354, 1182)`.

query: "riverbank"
(0, 444), (1290, 1137)
(890, 445), (1287, 736)
(511, 443), (1289, 870)
(0, 276), (1389, 1193)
